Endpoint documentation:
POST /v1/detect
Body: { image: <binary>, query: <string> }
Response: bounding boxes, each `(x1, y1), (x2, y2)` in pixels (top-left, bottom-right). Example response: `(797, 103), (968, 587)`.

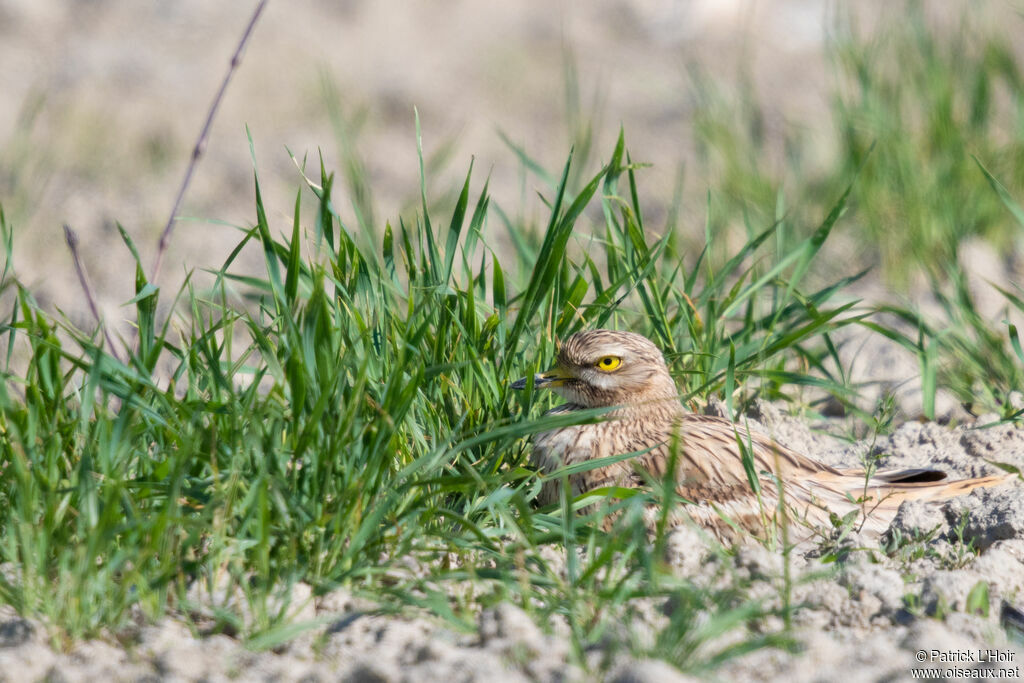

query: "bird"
(511, 329), (1013, 542)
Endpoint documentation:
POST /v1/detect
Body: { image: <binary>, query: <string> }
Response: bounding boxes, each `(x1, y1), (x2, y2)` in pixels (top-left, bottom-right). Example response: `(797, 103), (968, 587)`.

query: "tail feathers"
(866, 467), (948, 484)
(834, 467), (1013, 502)
(869, 473), (1011, 532)
(799, 471), (1015, 537)
(864, 473), (1007, 499)
(867, 472), (1014, 503)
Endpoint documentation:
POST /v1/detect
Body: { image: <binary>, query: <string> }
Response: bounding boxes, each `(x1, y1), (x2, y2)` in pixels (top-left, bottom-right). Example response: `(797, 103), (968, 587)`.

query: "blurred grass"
(687, 1), (1024, 418)
(690, 2), (1024, 284)
(830, 2), (1024, 281)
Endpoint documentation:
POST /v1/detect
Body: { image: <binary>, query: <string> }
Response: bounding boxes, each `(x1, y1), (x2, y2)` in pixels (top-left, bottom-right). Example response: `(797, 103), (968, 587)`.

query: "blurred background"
(1, 0), (1023, 326)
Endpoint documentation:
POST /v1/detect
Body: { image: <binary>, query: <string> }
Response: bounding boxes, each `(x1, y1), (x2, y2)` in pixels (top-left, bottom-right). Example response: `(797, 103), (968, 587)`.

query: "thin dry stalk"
(64, 224), (125, 364)
(150, 0), (269, 285)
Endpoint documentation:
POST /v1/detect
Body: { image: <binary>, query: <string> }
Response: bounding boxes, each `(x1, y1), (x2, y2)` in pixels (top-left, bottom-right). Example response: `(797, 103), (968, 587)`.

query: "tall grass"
(685, 1), (1024, 419)
(868, 161), (1024, 421)
(0, 126), (859, 671)
(829, 2), (1024, 280)
(688, 2), (1024, 287)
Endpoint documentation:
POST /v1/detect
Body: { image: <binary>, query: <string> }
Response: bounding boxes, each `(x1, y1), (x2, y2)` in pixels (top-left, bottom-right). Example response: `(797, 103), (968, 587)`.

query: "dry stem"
(150, 0), (269, 285)
(64, 224), (125, 364)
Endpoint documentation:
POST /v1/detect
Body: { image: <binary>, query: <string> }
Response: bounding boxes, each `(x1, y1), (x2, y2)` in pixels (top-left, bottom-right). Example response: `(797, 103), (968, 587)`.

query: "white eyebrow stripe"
(585, 346), (628, 360)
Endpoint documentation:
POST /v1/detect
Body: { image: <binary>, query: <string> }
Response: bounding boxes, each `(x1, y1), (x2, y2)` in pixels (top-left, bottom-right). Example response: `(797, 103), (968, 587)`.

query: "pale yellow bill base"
(510, 368), (567, 390)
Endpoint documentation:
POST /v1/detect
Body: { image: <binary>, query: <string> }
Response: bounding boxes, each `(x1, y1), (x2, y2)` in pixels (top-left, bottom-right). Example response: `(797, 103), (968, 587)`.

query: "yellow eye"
(596, 356), (621, 372)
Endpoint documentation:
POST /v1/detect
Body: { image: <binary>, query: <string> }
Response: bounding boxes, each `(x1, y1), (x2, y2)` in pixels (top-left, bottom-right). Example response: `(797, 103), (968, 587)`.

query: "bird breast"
(530, 407), (678, 506)
(532, 421), (608, 474)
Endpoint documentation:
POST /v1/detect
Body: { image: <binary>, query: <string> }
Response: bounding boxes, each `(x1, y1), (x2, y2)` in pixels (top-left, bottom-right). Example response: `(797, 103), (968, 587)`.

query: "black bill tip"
(511, 372), (562, 390)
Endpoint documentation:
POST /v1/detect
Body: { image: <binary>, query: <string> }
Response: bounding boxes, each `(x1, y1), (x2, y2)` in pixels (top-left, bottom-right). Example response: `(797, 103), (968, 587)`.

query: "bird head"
(511, 329), (679, 407)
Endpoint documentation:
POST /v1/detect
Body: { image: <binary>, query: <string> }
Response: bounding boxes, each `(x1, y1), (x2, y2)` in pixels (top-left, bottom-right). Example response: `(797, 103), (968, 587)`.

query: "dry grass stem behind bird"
(513, 329), (1013, 542)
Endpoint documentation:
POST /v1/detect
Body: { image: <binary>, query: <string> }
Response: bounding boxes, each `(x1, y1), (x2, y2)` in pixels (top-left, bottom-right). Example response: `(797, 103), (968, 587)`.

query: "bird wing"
(665, 414), (1013, 538)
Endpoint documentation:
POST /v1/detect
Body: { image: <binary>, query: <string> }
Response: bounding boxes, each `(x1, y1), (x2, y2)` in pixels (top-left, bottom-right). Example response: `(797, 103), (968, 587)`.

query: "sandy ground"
(3, 1), (1024, 681)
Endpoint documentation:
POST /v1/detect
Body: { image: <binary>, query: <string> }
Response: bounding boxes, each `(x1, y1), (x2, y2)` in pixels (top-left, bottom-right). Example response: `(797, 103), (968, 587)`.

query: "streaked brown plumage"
(513, 329), (1012, 541)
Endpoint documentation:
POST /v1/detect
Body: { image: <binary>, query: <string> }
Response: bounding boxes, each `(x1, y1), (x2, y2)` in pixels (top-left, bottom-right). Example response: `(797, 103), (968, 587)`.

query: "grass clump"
(864, 164), (1024, 421)
(830, 2), (1024, 278)
(0, 126), (859, 672)
(685, 2), (1024, 420)
(688, 2), (1024, 287)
